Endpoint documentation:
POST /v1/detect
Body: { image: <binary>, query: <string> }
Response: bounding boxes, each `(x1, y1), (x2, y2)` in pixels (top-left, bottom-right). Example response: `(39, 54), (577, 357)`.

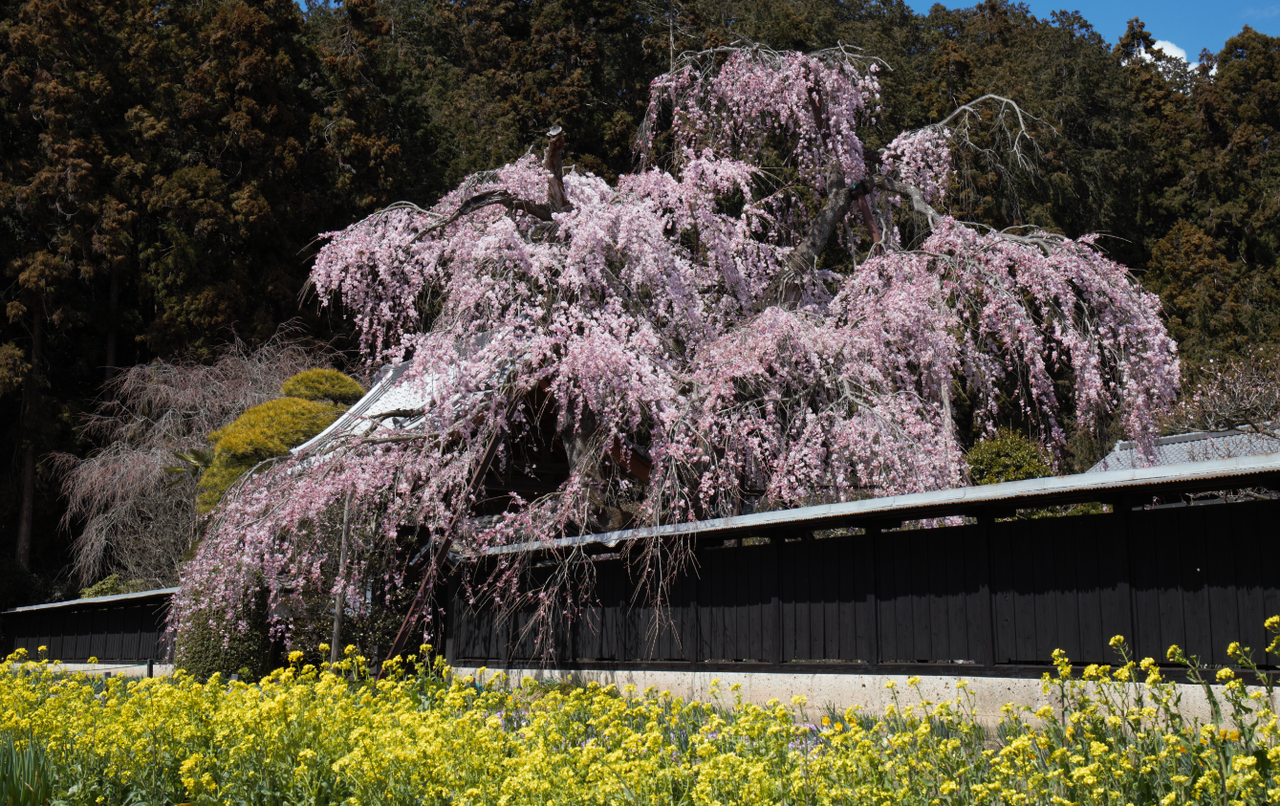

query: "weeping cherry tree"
(174, 44), (1180, 655)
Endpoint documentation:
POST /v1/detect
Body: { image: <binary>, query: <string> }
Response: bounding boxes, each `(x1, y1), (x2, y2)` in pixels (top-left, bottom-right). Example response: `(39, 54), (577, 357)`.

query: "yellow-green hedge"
(281, 368), (365, 405)
(197, 397), (345, 512)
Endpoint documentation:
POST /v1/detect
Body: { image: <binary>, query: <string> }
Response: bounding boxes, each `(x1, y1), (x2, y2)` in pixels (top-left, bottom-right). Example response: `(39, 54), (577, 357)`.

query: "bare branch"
(935, 94), (1045, 172)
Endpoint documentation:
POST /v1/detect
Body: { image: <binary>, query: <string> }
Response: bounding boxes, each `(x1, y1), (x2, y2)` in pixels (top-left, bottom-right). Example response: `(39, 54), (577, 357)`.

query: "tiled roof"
(1086, 430), (1280, 473)
(291, 363), (435, 455)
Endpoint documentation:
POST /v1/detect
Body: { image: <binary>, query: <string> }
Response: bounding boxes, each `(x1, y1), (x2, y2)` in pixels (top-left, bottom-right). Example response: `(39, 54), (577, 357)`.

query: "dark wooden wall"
(447, 499), (1280, 674)
(6, 497), (1274, 674)
(2, 596), (173, 663)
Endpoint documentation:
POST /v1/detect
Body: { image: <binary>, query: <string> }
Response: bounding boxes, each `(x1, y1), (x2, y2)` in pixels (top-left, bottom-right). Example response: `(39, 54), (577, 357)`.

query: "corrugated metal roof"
(487, 450), (1280, 556)
(1087, 430), (1280, 473)
(3, 587), (179, 614)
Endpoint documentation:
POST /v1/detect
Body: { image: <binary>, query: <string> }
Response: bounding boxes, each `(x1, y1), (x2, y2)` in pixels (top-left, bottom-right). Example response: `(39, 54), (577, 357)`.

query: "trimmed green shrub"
(196, 369), (363, 513)
(967, 428), (1051, 485)
(197, 397), (346, 512)
(280, 368), (365, 405)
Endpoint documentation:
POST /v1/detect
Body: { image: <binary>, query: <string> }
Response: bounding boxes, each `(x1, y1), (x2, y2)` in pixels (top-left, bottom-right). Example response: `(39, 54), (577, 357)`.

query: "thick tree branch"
(766, 163), (856, 306)
(370, 407), (425, 421)
(544, 126), (569, 213)
(870, 174), (944, 228)
(766, 141), (888, 308)
(395, 129), (573, 246)
(870, 174), (1067, 255)
(400, 190), (554, 246)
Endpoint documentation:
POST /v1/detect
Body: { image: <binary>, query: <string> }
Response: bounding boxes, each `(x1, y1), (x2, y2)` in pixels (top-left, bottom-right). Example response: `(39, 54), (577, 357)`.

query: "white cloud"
(1137, 39), (1206, 72)
(1153, 40), (1189, 61)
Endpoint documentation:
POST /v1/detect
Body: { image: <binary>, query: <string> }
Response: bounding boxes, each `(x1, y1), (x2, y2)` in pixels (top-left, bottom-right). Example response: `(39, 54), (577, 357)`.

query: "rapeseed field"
(2, 629), (1279, 806)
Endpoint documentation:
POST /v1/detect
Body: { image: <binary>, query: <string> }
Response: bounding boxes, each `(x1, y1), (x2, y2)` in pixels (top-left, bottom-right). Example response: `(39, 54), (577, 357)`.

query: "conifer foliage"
(176, 45), (1180, 649)
(0, 0), (402, 574)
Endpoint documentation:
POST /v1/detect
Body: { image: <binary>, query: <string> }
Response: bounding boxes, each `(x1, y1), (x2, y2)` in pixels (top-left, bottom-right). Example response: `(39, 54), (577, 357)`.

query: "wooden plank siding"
(2, 596), (173, 663)
(447, 500), (1280, 674)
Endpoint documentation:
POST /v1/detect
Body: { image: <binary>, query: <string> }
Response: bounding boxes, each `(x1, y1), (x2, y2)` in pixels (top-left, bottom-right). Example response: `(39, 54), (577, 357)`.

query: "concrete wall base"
(453, 665), (1278, 729)
(6, 662), (174, 678)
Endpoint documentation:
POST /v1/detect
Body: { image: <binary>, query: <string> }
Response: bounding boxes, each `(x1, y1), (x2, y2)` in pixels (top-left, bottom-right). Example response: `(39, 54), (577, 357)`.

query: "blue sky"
(903, 0), (1280, 64)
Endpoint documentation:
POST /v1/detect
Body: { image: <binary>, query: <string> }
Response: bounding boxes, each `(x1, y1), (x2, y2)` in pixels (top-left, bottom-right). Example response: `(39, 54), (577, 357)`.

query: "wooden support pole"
(329, 489), (355, 667)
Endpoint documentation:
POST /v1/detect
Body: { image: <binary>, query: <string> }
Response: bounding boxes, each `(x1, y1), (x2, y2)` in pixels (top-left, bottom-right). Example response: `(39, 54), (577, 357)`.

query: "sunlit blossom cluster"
(881, 126), (953, 203)
(641, 48), (882, 191)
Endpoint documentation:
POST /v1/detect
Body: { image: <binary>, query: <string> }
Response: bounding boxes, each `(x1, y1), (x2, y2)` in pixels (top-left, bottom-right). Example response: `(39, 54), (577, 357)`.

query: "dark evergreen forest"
(2, 0), (1277, 605)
